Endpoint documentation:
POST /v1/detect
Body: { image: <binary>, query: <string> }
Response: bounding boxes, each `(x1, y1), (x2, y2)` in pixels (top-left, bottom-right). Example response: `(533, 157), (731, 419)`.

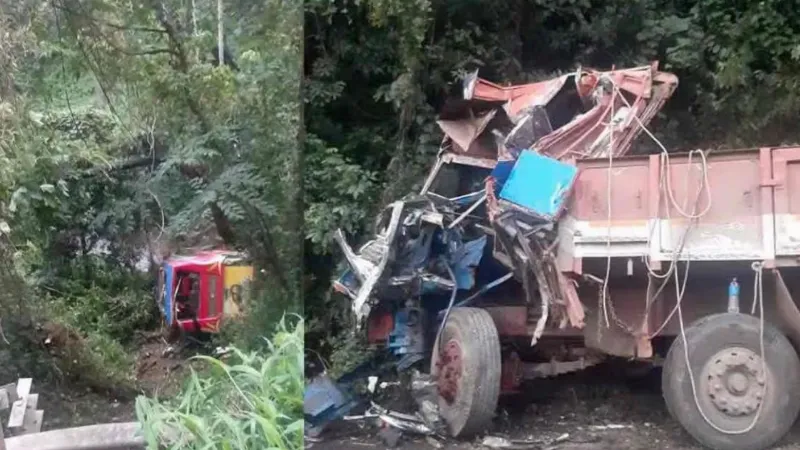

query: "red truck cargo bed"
(559, 147), (800, 272)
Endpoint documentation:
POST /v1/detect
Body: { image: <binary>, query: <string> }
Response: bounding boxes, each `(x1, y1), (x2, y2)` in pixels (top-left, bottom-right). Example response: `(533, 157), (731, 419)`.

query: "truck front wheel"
(662, 313), (800, 450)
(431, 307), (501, 437)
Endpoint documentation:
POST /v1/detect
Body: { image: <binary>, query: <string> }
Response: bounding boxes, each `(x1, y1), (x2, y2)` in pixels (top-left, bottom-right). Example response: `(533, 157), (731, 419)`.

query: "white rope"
(611, 81), (712, 217)
(678, 261), (767, 434)
(602, 75), (766, 434)
(615, 82), (712, 272)
(646, 150), (707, 337)
(602, 76), (711, 328)
(600, 79), (615, 328)
(600, 76), (710, 331)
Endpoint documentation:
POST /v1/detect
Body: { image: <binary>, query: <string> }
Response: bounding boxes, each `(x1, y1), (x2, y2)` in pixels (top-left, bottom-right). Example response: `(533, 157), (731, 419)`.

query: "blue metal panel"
(490, 159), (516, 188)
(164, 264), (173, 324)
(448, 235), (487, 290)
(304, 374), (349, 417)
(304, 374), (358, 437)
(333, 269), (359, 299)
(498, 150), (578, 220)
(387, 309), (426, 371)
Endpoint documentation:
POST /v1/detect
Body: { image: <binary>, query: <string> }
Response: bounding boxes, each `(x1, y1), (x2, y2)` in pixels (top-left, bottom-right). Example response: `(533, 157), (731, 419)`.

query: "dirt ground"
(38, 388), (136, 431)
(25, 331), (193, 433)
(306, 366), (800, 450)
(133, 332), (194, 398)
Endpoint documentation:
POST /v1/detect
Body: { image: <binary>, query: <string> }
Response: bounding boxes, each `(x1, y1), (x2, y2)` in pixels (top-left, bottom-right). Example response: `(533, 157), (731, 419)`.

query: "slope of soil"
(13, 332), (194, 433)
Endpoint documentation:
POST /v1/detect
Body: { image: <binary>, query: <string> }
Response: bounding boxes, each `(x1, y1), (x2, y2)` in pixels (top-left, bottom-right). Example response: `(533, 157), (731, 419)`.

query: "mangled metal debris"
(334, 200), (406, 325)
(348, 402), (436, 435)
(453, 62), (678, 160)
(340, 396), (442, 448)
(303, 373), (358, 438)
(332, 62), (676, 346)
(311, 61), (678, 440)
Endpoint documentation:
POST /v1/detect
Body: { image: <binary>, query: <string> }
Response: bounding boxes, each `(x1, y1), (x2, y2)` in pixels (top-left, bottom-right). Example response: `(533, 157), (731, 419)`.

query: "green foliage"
(60, 329), (137, 393)
(304, 137), (378, 252)
(0, 0), (303, 402)
(41, 286), (155, 342)
(135, 317), (304, 450)
(326, 329), (374, 380)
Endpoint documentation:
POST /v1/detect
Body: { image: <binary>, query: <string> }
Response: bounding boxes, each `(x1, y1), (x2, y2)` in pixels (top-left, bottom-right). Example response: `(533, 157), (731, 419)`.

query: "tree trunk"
(217, 0), (223, 64)
(190, 0), (197, 36)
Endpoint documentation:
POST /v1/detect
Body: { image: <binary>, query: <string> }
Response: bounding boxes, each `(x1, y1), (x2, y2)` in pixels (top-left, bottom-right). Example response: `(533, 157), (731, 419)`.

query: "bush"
(135, 316), (304, 450)
(28, 286), (150, 393)
(43, 285), (156, 344)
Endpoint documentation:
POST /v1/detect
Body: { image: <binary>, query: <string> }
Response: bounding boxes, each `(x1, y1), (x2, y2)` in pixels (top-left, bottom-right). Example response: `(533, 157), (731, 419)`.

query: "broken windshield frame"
(419, 153), (493, 201)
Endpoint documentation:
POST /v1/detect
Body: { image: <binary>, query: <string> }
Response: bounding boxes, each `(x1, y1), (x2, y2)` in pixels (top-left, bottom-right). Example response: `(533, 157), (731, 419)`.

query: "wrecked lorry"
(310, 62), (800, 450)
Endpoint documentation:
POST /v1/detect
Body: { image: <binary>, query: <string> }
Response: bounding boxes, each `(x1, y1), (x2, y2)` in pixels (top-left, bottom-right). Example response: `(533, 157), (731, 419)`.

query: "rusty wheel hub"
(702, 347), (765, 417)
(435, 340), (463, 404)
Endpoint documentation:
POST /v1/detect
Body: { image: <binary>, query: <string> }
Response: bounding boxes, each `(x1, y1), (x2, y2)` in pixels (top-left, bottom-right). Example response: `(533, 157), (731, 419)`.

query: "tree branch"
(209, 203), (237, 245)
(99, 21), (169, 34)
(119, 48), (177, 56)
(76, 155), (163, 179)
(53, 2), (168, 34)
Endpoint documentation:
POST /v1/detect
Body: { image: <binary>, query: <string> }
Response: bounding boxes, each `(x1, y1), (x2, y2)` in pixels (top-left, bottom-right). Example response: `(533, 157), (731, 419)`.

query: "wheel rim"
(701, 347), (766, 418)
(435, 339), (463, 405)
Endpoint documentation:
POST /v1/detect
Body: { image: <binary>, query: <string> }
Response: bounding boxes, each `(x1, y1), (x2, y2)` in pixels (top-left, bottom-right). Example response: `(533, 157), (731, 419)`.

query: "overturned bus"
(157, 249), (253, 339)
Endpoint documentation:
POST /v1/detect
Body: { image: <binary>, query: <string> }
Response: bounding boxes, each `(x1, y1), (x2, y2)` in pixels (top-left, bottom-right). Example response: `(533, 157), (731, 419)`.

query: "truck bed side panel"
(565, 149), (777, 263)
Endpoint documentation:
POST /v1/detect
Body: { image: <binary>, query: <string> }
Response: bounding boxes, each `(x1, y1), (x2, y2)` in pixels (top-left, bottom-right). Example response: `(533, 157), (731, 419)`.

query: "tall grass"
(135, 316), (304, 450)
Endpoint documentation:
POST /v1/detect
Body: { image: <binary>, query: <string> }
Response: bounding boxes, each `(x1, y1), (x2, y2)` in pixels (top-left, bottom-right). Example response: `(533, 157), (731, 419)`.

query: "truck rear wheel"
(662, 313), (800, 450)
(431, 307), (501, 437)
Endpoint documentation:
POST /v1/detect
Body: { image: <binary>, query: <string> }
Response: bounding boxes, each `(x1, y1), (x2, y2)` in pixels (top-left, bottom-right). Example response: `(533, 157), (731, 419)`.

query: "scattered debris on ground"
(134, 331), (192, 397)
(304, 367), (764, 450)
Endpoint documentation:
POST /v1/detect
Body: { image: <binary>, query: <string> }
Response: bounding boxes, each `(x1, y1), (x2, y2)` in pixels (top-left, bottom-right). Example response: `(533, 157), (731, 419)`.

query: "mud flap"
(773, 269), (800, 351)
(584, 310), (648, 358)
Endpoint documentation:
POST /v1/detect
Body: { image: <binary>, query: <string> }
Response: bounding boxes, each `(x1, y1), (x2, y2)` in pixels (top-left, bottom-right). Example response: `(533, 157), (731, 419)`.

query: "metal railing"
(3, 422), (144, 450)
(0, 378), (145, 450)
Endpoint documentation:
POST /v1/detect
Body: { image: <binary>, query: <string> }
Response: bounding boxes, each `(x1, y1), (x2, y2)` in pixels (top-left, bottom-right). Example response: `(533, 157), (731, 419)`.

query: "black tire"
(662, 313), (800, 450)
(431, 307), (501, 437)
